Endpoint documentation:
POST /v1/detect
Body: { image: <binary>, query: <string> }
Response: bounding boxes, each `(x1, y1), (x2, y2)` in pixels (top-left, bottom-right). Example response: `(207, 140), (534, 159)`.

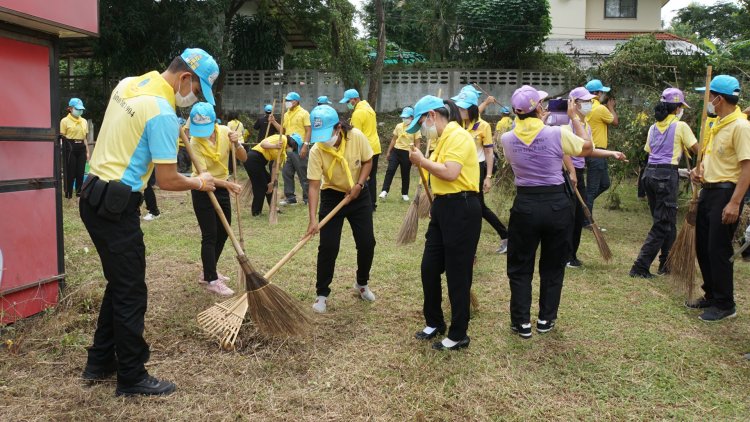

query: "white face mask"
(579, 102), (593, 116)
(175, 77), (198, 108)
(402, 118), (412, 125)
(676, 109), (684, 120)
(71, 109), (83, 118)
(285, 101), (294, 109)
(706, 97), (718, 115)
(599, 93), (606, 102)
(323, 129), (339, 147)
(420, 116), (438, 140)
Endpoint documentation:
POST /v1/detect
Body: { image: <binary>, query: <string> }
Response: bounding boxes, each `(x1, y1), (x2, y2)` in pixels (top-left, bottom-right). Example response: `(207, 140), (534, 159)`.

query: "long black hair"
(654, 102), (680, 121)
(434, 99), (462, 124)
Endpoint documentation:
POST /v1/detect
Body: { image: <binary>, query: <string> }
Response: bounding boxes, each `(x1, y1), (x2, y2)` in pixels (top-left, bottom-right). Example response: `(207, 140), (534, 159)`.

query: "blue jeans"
(585, 157), (610, 221)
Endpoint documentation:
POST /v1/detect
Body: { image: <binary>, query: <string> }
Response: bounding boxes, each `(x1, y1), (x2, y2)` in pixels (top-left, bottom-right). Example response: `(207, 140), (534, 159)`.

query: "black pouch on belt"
(97, 180), (132, 222)
(79, 175), (99, 200)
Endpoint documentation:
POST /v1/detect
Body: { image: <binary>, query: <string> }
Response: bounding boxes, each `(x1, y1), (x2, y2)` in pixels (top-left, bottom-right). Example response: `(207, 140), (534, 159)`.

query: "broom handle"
(572, 184), (595, 224)
(269, 101), (285, 218)
(418, 137), (434, 204)
(183, 137), (246, 258)
(264, 196), (351, 279)
(230, 138), (244, 246)
(472, 83), (499, 104)
(692, 65), (713, 199)
(264, 99), (277, 140)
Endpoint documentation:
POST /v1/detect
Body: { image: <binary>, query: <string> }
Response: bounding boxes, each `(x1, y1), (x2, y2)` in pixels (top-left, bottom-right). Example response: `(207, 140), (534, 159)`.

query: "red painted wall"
(0, 36), (50, 129)
(0, 141), (54, 181)
(0, 0), (98, 34)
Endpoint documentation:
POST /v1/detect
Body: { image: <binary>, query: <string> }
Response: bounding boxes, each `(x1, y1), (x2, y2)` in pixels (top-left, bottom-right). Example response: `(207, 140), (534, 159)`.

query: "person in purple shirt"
(501, 85), (626, 339)
(629, 88), (699, 279)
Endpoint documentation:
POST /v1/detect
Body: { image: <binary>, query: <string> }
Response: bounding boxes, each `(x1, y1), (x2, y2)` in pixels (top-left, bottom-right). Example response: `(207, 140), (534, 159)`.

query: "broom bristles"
(396, 200), (420, 245)
(666, 199), (700, 300)
(470, 290), (479, 312)
(417, 188), (431, 218)
(590, 223), (612, 262)
(239, 179), (253, 204)
(247, 283), (311, 337)
(269, 187), (279, 224)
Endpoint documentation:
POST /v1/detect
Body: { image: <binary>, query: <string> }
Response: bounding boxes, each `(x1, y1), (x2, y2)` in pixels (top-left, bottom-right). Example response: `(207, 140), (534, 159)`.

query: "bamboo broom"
(230, 135), (246, 293)
(665, 65), (712, 300)
(396, 137), (428, 244)
(268, 100), (286, 224)
(240, 100), (277, 205)
(573, 186), (612, 262)
(184, 138), (310, 343)
(417, 138), (433, 219)
(199, 196), (350, 350)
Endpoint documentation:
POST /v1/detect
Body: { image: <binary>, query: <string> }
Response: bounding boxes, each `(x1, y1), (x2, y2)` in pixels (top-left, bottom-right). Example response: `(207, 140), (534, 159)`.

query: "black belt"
(434, 191), (478, 199)
(66, 139), (85, 144)
(516, 184), (566, 194)
(647, 164), (678, 170)
(702, 182), (736, 189)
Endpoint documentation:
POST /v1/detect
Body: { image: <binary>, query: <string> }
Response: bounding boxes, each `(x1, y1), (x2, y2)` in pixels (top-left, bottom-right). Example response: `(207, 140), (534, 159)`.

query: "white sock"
(316, 296), (327, 302)
(422, 326), (437, 334)
(441, 338), (459, 348)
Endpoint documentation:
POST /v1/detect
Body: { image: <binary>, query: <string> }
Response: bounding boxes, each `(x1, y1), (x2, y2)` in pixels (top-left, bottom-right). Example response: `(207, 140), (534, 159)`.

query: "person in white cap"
(60, 97), (90, 199)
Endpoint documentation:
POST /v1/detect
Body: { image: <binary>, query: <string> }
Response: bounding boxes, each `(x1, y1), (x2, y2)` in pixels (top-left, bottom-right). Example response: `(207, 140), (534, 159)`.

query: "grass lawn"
(2, 163), (750, 420)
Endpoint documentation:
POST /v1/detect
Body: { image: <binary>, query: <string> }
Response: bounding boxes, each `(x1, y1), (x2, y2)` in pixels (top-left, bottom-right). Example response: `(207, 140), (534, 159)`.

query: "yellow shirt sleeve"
(307, 144), (323, 181)
(60, 118), (69, 136)
(561, 127), (585, 156)
(592, 104), (614, 124)
(351, 109), (365, 131)
(481, 121), (493, 147)
(300, 109), (311, 128)
(644, 125), (653, 153)
(677, 121), (698, 150)
(189, 138), (208, 174)
(735, 121), (750, 162)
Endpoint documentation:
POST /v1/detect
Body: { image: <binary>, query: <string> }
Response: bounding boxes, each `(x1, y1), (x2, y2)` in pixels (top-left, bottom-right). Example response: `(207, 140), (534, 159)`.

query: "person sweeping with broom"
(407, 95), (481, 351)
(244, 132), (301, 216)
(688, 75), (750, 322)
(186, 102), (246, 296)
(305, 105), (377, 313)
(379, 106), (421, 201)
(79, 48), (219, 396)
(629, 88), (698, 279)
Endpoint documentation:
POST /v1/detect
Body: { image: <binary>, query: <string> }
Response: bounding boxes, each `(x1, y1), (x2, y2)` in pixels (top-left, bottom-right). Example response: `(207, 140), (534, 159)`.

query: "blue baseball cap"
(285, 92), (301, 101)
(180, 48), (220, 106)
(317, 96), (332, 105)
(400, 106), (415, 118)
(500, 106), (511, 114)
(287, 133), (302, 145)
(189, 102), (217, 138)
(451, 90), (479, 109)
(708, 75), (741, 96)
(309, 105), (340, 143)
(405, 95), (446, 134)
(264, 104), (273, 113)
(68, 98), (85, 110)
(339, 88), (360, 104)
(585, 79), (610, 93)
(461, 85), (483, 96)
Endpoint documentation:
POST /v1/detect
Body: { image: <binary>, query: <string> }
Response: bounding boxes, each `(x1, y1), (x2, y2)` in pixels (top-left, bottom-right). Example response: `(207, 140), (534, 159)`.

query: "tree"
(367, 0), (386, 108)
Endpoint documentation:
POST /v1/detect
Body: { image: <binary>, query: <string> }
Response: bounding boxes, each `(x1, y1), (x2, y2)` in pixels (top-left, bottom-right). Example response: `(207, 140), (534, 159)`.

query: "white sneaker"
(353, 283), (376, 302)
(204, 279), (234, 297)
(496, 239), (508, 254)
(402, 195), (409, 201)
(379, 191), (387, 199)
(143, 213), (160, 221)
(312, 296), (327, 313)
(217, 272), (230, 282)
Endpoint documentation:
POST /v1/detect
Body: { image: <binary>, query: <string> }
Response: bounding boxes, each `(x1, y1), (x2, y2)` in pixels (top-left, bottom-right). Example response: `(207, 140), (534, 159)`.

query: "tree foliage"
(230, 13), (285, 70)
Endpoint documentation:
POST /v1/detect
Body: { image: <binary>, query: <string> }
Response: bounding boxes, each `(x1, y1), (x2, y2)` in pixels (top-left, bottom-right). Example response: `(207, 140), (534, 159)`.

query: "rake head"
(197, 294), (248, 350)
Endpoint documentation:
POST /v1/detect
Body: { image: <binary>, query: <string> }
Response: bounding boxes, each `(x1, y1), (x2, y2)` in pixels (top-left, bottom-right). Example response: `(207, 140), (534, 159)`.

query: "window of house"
(605, 0), (637, 18)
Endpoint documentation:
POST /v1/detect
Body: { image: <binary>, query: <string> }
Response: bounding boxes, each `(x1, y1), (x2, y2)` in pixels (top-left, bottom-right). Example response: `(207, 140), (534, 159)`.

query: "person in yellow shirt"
(406, 96), (480, 351)
(629, 88), (699, 279)
(379, 106), (421, 201)
(244, 132), (300, 216)
(688, 75), (750, 322)
(225, 111), (246, 177)
(583, 79), (619, 224)
(60, 98), (90, 199)
(340, 89), (381, 210)
(305, 105), (376, 313)
(269, 92), (311, 205)
(452, 89), (509, 254)
(494, 106), (514, 143)
(186, 102), (246, 297)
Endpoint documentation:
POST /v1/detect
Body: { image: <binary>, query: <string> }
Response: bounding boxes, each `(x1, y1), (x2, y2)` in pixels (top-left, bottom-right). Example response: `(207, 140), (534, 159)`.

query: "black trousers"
(191, 188), (231, 282)
(244, 150), (272, 216)
(632, 168), (678, 273)
(80, 191), (149, 385)
(316, 188), (376, 297)
(421, 195), (481, 341)
(143, 171), (160, 216)
(479, 161), (508, 239)
(570, 168), (587, 261)
(177, 146), (191, 174)
(696, 188), (744, 310)
(64, 140), (86, 198)
(507, 189), (573, 325)
(585, 157), (610, 220)
(381, 149), (411, 195)
(367, 153), (380, 210)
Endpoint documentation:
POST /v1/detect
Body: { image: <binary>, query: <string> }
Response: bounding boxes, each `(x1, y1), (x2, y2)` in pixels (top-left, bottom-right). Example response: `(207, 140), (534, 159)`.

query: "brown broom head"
(239, 255), (312, 337)
(396, 200), (419, 245)
(269, 185), (279, 224)
(239, 179), (253, 204)
(470, 290), (479, 312)
(590, 223), (612, 262)
(417, 188), (431, 219)
(666, 222), (699, 300)
(685, 198), (699, 226)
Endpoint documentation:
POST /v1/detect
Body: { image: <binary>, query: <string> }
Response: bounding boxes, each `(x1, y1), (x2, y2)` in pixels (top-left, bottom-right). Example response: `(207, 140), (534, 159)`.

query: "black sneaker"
(566, 259), (582, 268)
(82, 363), (117, 382)
(431, 336), (470, 351)
(536, 319), (556, 333)
(414, 326), (446, 340)
(657, 263), (670, 276)
(629, 269), (655, 279)
(511, 323), (532, 339)
(115, 375), (176, 397)
(685, 297), (712, 309)
(699, 307), (737, 322)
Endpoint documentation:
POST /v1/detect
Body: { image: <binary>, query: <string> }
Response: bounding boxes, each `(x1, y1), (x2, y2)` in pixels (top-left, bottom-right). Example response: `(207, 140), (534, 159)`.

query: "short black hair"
(167, 56), (199, 82)
(710, 90), (740, 105)
(225, 111), (239, 121)
(654, 102), (681, 121)
(516, 110), (537, 120)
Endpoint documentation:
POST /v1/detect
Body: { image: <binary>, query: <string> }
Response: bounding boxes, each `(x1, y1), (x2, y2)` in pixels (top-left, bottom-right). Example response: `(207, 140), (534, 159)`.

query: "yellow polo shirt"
(426, 121), (479, 195)
(351, 100), (381, 154)
(393, 122), (421, 151)
(190, 125), (231, 181)
(307, 128), (373, 192)
(60, 114), (89, 140)
(282, 105), (310, 140)
(228, 119), (245, 141)
(252, 134), (287, 162)
(586, 99), (614, 148)
(89, 71), (179, 192)
(495, 116), (513, 135)
(465, 119), (493, 162)
(644, 115), (698, 165)
(702, 114), (750, 183)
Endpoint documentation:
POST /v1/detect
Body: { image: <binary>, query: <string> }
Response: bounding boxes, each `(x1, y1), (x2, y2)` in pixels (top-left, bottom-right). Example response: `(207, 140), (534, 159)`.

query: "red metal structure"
(0, 0), (98, 324)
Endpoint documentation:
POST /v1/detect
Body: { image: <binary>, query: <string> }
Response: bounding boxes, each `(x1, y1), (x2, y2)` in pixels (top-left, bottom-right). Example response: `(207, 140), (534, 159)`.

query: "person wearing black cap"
(407, 95), (481, 351)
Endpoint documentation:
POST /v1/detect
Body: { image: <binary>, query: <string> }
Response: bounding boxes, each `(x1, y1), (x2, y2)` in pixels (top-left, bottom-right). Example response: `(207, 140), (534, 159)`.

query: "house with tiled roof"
(544, 0), (700, 68)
